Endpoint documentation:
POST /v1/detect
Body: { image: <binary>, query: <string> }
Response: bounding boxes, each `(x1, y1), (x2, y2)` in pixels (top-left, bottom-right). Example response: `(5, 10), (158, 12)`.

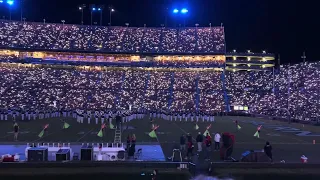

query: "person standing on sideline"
(204, 133), (212, 161)
(264, 141), (273, 162)
(180, 134), (186, 152)
(196, 132), (203, 152)
(214, 132), (221, 151)
(13, 122), (19, 141)
(185, 140), (194, 160)
(186, 133), (192, 143)
(126, 134), (131, 151)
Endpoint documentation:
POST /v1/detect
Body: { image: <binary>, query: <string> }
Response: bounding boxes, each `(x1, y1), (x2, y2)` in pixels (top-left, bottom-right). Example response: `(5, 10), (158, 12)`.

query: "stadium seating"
(0, 20), (225, 54)
(226, 62), (320, 122)
(0, 62), (318, 122)
(0, 20), (318, 122)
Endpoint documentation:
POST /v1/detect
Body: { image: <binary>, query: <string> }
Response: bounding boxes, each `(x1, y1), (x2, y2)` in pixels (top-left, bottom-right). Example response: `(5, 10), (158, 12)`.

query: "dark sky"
(0, 0), (319, 64)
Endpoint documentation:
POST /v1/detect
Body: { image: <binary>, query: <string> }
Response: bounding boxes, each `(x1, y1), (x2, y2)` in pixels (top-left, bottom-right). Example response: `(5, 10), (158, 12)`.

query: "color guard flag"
(109, 121), (114, 129)
(257, 125), (262, 131)
(195, 124), (199, 130)
(63, 122), (70, 129)
(97, 123), (106, 137)
(254, 131), (260, 138)
(237, 125), (241, 130)
(38, 124), (49, 138)
(38, 129), (44, 138)
(149, 130), (157, 138)
(203, 129), (210, 137)
(97, 129), (103, 137)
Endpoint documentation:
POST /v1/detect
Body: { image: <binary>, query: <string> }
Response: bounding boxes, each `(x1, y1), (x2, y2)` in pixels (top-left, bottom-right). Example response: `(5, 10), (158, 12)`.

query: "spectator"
(180, 134), (186, 151)
(214, 132), (221, 150)
(204, 133), (212, 161)
(186, 133), (192, 142)
(13, 122), (19, 141)
(196, 132), (203, 152)
(126, 134), (131, 151)
(264, 141), (273, 162)
(185, 140), (194, 160)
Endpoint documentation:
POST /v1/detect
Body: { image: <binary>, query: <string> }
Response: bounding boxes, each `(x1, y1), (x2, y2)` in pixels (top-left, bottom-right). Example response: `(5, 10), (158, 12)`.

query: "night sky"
(0, 0), (318, 64)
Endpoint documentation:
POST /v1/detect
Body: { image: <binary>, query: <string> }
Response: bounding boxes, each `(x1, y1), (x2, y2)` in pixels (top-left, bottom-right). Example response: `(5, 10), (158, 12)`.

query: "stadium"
(0, 19), (319, 179)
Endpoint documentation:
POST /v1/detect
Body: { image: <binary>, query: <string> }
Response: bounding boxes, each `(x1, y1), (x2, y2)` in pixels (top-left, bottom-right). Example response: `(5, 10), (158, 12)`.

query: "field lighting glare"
(7, 0), (14, 5)
(181, 8), (188, 14)
(173, 9), (179, 13)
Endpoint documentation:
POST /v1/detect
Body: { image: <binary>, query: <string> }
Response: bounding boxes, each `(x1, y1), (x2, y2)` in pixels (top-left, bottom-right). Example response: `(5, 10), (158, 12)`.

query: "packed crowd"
(0, 61), (318, 121)
(0, 62), (320, 121)
(0, 20), (225, 54)
(226, 62), (319, 121)
(0, 64), (224, 114)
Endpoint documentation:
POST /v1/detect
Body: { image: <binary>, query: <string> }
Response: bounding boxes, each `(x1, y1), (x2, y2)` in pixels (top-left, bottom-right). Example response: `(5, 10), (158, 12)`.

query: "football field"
(0, 115), (320, 163)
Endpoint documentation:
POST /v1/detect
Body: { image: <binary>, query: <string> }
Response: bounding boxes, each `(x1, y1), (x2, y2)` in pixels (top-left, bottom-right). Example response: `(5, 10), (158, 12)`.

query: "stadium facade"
(0, 20), (318, 122)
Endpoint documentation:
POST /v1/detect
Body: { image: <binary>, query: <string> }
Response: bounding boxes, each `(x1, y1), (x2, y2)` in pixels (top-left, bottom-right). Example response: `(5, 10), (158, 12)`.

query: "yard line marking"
(0, 128), (32, 139)
(76, 128), (94, 142)
(32, 131), (58, 142)
(228, 117), (310, 144)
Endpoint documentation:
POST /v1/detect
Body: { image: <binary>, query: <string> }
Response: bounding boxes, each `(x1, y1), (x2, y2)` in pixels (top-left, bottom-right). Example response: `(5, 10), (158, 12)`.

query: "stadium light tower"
(109, 8), (115, 26)
(19, 0), (24, 22)
(98, 5), (104, 26)
(90, 4), (96, 25)
(78, 4), (86, 25)
(7, 0), (14, 20)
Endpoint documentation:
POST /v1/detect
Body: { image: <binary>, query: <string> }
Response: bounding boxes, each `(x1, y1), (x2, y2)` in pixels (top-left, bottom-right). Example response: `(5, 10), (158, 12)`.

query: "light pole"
(109, 8), (114, 26)
(125, 23), (129, 28)
(78, 4), (86, 25)
(7, 0), (14, 20)
(61, 20), (65, 27)
(98, 6), (104, 26)
(43, 19), (46, 24)
(90, 4), (96, 26)
(20, 0), (23, 21)
(180, 8), (188, 27)
(9, 6), (11, 20)
(22, 17), (25, 23)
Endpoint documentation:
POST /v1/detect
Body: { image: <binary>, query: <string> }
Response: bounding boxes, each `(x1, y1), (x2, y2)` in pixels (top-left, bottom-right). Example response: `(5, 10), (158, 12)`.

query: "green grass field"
(1, 115), (320, 162)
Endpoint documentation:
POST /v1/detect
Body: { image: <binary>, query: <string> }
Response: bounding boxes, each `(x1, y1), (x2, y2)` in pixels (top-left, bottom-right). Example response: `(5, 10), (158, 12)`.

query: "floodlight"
(7, 0), (14, 5)
(181, 8), (188, 14)
(173, 9), (179, 13)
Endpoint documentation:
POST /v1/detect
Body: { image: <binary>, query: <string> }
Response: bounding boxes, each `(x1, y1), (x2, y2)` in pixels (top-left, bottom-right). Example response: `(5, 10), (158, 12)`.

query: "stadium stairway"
(115, 71), (126, 105)
(143, 71), (150, 108)
(195, 73), (200, 111)
(221, 69), (230, 112)
(168, 72), (175, 108)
